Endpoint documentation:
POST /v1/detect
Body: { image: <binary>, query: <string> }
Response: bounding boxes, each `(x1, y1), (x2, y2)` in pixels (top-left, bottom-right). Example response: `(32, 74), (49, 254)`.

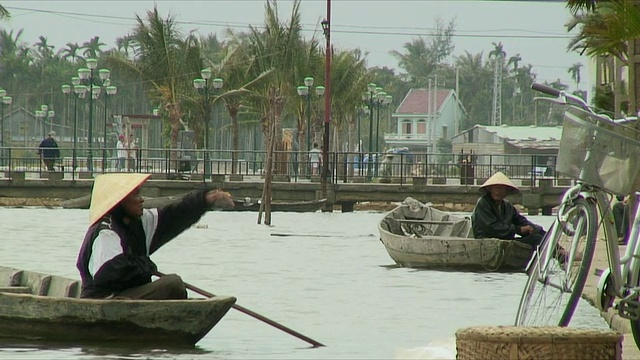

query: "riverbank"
(582, 237), (640, 359)
(0, 197), (476, 213)
(0, 197), (62, 207)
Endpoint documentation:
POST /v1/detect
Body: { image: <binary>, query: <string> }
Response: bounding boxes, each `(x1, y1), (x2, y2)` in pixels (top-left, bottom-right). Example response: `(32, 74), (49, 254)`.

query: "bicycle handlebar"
(531, 83), (561, 97)
(531, 82), (591, 113)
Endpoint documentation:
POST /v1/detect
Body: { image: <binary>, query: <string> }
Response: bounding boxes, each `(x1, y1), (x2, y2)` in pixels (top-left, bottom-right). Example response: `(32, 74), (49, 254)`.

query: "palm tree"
(244, 0), (308, 159)
(205, 39), (272, 174)
(328, 49), (371, 155)
(62, 42), (81, 63)
(455, 51), (493, 127)
(507, 54), (522, 74)
(115, 35), (134, 58)
(390, 18), (455, 87)
(106, 7), (201, 153)
(34, 36), (54, 60)
(0, 5), (10, 19)
(0, 28), (30, 97)
(566, 7), (629, 63)
(568, 62), (583, 90)
(83, 36), (106, 58)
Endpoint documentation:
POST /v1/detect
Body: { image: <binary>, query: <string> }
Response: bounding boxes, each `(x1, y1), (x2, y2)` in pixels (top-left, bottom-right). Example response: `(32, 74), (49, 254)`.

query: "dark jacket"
(471, 192), (542, 239)
(38, 137), (60, 159)
(76, 189), (210, 298)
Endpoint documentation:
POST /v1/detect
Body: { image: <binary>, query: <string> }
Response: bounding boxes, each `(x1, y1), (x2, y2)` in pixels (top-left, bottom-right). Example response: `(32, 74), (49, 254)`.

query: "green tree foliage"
(0, 1), (556, 154)
(390, 18), (455, 87)
(106, 6), (201, 151)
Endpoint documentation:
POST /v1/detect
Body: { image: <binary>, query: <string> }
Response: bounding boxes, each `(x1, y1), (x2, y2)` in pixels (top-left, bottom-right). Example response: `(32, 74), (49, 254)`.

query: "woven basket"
(456, 326), (622, 360)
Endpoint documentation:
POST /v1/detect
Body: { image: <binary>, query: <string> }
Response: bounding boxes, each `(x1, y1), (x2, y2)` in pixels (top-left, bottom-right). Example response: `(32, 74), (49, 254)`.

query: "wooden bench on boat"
(0, 267), (80, 297)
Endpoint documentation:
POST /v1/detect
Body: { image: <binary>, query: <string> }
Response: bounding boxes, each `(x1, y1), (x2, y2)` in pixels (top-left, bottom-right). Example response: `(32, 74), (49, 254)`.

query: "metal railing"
(0, 146), (568, 187)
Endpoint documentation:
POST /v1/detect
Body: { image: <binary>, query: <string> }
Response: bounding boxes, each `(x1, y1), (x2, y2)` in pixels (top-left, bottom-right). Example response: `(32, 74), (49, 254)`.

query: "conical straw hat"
(88, 173), (151, 225)
(480, 171), (519, 191)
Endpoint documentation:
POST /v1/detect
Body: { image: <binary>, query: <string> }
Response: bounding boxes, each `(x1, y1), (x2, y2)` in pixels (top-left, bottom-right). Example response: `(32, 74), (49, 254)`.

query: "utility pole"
(491, 54), (503, 126)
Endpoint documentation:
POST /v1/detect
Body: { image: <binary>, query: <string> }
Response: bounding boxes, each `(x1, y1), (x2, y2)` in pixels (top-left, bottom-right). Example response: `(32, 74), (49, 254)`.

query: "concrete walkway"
(582, 238), (640, 359)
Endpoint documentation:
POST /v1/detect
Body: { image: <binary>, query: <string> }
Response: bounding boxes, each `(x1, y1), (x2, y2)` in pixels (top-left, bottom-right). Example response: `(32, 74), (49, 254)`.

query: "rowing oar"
(154, 271), (325, 348)
(271, 233), (375, 238)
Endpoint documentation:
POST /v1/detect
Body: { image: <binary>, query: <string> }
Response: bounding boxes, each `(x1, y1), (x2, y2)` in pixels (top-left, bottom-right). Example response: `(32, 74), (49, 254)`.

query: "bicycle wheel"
(515, 196), (597, 327)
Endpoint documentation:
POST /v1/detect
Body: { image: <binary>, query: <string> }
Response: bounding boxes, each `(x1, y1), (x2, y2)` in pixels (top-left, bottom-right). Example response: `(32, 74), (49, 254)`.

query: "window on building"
(417, 120), (426, 134)
(402, 121), (412, 134)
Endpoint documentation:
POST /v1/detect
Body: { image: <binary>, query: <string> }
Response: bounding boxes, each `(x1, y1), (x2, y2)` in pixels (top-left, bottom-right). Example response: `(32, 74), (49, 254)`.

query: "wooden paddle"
(154, 271), (325, 348)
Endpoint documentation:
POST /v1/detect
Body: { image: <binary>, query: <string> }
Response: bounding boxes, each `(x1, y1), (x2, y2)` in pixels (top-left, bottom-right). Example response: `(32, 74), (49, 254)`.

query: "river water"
(0, 207), (609, 359)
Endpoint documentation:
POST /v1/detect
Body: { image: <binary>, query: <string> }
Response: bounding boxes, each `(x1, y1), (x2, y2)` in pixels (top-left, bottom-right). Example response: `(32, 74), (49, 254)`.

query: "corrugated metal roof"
(480, 124), (563, 141)
(468, 124), (563, 150)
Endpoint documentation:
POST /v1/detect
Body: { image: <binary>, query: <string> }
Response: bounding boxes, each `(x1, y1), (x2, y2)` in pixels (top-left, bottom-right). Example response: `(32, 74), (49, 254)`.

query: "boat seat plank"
(65, 281), (80, 298)
(432, 215), (451, 236)
(397, 219), (455, 225)
(0, 286), (31, 294)
(38, 276), (52, 296)
(9, 270), (23, 286)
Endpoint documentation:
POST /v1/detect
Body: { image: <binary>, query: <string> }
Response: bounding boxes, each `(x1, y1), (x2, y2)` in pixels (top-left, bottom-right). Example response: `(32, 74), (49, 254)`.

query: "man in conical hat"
(76, 173), (234, 299)
(470, 172), (546, 246)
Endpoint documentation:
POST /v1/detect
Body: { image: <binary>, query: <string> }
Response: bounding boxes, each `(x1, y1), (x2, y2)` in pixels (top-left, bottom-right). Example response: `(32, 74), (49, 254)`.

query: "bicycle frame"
(598, 189), (640, 317)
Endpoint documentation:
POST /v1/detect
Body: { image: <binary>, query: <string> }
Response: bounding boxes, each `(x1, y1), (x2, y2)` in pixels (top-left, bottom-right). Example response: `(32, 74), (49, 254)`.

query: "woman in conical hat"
(471, 172), (546, 247)
(76, 173), (234, 299)
(479, 171), (519, 192)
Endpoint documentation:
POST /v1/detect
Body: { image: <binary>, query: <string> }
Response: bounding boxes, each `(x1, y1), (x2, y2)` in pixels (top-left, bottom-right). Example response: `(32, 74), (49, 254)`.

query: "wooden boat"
(0, 266), (236, 346)
(60, 194), (91, 209)
(229, 198), (327, 212)
(378, 197), (534, 272)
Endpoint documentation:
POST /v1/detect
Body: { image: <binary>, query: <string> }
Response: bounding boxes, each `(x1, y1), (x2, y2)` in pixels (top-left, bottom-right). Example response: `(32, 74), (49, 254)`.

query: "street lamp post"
(0, 90), (12, 166)
(38, 105), (50, 137)
(47, 109), (55, 133)
(356, 106), (368, 176)
(102, 84), (117, 172)
(77, 58), (110, 173)
(194, 68), (223, 180)
(62, 79), (87, 173)
(362, 83), (378, 180)
(296, 77), (326, 152)
(374, 93), (392, 176)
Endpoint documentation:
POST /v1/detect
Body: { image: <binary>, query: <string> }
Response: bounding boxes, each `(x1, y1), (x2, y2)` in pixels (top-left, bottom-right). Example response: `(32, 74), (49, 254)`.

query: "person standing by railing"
(127, 134), (138, 172)
(309, 143), (321, 176)
(116, 134), (127, 172)
(38, 131), (60, 172)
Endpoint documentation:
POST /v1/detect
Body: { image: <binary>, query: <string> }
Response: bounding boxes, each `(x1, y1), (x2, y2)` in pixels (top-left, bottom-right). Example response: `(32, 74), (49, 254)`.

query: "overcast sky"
(3, 0), (590, 91)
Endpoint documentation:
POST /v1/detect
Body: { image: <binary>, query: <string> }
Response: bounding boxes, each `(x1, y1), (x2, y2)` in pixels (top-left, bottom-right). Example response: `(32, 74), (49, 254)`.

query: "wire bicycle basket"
(557, 107), (640, 195)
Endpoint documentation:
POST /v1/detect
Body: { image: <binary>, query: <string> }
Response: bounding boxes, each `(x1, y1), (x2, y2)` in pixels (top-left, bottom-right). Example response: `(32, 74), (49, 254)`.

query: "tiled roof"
(396, 88), (452, 114)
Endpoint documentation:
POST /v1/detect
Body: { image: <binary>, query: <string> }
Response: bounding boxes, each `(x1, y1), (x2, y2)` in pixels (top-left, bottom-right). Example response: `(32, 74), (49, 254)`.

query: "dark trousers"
(112, 274), (187, 300)
(516, 232), (546, 247)
(613, 202), (630, 241)
(43, 158), (56, 171)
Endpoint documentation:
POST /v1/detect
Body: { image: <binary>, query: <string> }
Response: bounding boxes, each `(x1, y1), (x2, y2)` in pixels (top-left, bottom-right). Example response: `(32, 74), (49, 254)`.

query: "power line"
(6, 6), (574, 40)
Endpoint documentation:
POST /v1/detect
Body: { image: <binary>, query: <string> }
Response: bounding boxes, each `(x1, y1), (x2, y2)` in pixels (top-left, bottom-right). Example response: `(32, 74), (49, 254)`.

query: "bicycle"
(514, 83), (640, 349)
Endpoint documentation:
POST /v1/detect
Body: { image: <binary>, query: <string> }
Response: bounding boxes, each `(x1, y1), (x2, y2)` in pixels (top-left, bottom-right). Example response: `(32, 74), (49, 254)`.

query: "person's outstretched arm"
(147, 189), (233, 253)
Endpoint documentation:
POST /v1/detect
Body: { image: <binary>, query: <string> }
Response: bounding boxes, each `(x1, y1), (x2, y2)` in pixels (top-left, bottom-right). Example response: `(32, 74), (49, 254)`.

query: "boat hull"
(378, 198), (534, 272)
(0, 266), (235, 346)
